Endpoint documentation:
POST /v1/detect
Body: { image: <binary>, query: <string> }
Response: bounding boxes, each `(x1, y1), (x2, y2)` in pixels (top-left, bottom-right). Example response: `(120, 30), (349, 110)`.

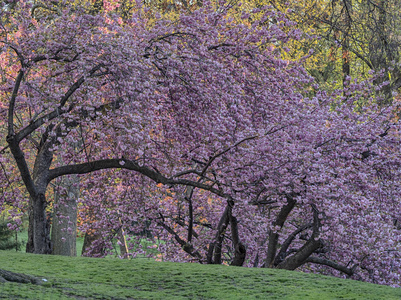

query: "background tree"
(275, 0), (401, 99)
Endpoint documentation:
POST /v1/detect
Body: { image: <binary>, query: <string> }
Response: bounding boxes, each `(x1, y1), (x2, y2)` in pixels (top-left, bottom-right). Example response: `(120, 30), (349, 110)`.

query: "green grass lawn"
(0, 251), (400, 299)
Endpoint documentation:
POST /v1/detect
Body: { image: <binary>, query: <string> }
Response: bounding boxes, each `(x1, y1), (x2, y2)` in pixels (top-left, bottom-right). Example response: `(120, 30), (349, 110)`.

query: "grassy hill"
(0, 251), (400, 299)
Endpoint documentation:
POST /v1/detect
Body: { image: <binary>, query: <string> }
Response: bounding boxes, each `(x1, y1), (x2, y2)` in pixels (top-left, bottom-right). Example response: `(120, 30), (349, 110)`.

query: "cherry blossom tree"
(0, 0), (400, 286)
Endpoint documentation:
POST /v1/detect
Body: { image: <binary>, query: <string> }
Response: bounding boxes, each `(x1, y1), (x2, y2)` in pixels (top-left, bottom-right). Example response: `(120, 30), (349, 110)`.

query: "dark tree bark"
(276, 238), (323, 270)
(229, 215), (246, 267)
(273, 223), (313, 266)
(25, 132), (55, 254)
(27, 194), (52, 254)
(6, 43), (247, 258)
(264, 194), (296, 267)
(305, 257), (357, 276)
(208, 204), (230, 264)
(155, 219), (203, 262)
(6, 62), (106, 255)
(0, 269), (43, 285)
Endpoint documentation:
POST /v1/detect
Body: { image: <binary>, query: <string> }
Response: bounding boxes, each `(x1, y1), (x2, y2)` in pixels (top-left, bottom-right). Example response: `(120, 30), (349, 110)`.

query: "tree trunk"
(51, 176), (78, 256)
(264, 195), (296, 267)
(25, 132), (54, 254)
(230, 215), (246, 266)
(211, 204), (230, 264)
(26, 193), (52, 254)
(276, 239), (323, 270)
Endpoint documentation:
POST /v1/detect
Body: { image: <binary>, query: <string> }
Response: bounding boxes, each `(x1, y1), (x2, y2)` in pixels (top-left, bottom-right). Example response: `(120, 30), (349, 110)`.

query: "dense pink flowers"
(0, 0), (400, 286)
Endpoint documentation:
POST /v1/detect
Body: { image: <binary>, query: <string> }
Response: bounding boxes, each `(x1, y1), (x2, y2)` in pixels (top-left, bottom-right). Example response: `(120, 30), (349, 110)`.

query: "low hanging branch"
(304, 257), (358, 276)
(0, 269), (43, 285)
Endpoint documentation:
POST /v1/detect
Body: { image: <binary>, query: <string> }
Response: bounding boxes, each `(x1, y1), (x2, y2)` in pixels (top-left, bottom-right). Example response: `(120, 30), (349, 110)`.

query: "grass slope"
(0, 251), (400, 299)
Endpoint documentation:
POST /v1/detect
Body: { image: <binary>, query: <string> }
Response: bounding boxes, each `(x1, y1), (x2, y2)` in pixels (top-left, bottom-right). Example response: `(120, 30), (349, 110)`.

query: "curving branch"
(48, 158), (230, 199)
(200, 135), (258, 177)
(6, 136), (37, 198)
(276, 205), (323, 270)
(305, 257), (357, 276)
(274, 223), (313, 266)
(276, 239), (323, 271)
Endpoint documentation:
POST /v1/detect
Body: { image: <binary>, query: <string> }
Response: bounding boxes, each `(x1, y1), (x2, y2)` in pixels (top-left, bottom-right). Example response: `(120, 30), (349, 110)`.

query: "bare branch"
(200, 135), (258, 178)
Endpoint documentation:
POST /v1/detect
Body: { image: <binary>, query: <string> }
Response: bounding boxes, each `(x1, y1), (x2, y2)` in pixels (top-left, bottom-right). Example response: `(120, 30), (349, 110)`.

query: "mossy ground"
(0, 251), (400, 299)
